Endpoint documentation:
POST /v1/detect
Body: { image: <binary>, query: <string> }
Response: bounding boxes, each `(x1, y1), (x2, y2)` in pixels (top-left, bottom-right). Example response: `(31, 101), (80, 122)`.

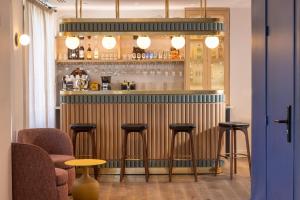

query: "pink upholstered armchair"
(12, 143), (68, 200)
(17, 128), (75, 194)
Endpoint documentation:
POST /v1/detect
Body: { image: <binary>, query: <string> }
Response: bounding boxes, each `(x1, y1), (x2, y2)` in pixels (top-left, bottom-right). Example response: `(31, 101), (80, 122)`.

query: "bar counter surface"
(60, 90), (225, 173)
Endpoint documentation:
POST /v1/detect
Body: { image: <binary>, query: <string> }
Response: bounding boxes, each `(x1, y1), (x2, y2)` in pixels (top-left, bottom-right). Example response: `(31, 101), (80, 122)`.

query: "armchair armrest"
(12, 143), (58, 200)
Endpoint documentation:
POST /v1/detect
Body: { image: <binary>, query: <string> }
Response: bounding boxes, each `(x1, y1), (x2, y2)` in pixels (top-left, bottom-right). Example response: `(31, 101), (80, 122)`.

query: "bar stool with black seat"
(169, 123), (198, 182)
(70, 123), (99, 179)
(215, 122), (251, 179)
(120, 123), (149, 182)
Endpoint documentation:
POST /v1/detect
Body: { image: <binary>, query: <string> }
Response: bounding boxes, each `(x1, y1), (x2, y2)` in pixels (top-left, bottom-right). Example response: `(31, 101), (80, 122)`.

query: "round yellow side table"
(65, 159), (106, 200)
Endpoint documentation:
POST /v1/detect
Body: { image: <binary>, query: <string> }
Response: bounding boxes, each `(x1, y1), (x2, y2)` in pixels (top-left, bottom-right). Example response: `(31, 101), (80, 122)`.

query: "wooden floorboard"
(70, 159), (250, 200)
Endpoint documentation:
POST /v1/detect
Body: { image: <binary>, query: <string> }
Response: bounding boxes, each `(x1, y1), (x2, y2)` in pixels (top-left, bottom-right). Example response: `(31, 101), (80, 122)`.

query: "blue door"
(266, 0), (295, 199)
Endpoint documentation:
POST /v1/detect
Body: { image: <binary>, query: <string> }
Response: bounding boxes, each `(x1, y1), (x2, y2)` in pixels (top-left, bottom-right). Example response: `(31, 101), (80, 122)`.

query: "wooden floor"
(72, 159), (250, 200)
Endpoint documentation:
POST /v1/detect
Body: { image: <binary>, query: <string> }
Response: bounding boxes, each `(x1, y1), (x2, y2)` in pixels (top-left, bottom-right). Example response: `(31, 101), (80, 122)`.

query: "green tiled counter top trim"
(60, 90), (225, 104)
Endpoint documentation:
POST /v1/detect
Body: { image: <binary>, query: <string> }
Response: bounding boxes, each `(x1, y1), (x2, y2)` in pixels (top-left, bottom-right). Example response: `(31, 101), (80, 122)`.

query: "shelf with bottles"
(55, 58), (185, 65)
(56, 35), (185, 63)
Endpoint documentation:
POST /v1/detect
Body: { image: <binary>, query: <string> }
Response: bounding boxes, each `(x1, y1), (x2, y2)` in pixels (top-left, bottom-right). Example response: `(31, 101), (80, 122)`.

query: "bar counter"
(60, 90), (225, 173)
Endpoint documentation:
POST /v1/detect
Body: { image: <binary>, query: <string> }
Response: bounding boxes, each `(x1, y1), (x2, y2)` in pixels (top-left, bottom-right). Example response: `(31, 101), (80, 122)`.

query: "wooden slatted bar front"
(60, 90), (225, 170)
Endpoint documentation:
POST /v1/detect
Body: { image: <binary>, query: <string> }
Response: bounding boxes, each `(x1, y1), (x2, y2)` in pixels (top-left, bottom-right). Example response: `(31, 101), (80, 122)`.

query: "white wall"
(230, 8), (252, 152)
(11, 0), (26, 141)
(56, 9), (184, 29)
(56, 8), (184, 19)
(0, 0), (24, 198)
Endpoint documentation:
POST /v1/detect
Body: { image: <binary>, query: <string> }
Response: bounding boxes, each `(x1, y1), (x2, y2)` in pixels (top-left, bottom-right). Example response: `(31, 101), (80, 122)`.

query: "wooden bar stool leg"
(243, 128), (252, 176)
(89, 130), (99, 180)
(72, 131), (78, 157)
(234, 129), (237, 174)
(141, 132), (149, 182)
(215, 128), (225, 175)
(120, 131), (128, 182)
(189, 131), (198, 182)
(169, 131), (176, 182)
(230, 129), (234, 179)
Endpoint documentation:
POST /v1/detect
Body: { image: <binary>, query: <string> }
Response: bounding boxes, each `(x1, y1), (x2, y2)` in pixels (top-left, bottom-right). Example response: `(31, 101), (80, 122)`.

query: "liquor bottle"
(92, 36), (99, 60)
(75, 47), (79, 59)
(94, 48), (99, 59)
(79, 45), (85, 60)
(79, 36), (85, 60)
(71, 49), (77, 59)
(94, 48), (99, 60)
(86, 44), (92, 60)
(68, 48), (73, 60)
(79, 46), (84, 60)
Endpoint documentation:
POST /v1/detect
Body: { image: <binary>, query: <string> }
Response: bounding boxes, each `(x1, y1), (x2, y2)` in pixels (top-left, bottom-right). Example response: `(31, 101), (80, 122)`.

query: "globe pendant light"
(64, 0), (81, 50)
(171, 36), (185, 49)
(137, 36), (151, 49)
(65, 36), (80, 50)
(205, 36), (220, 49)
(102, 36), (117, 50)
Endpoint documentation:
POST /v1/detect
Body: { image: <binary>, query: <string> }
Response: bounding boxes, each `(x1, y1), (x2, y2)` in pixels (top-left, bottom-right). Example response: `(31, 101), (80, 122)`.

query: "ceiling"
(47, 0), (251, 11)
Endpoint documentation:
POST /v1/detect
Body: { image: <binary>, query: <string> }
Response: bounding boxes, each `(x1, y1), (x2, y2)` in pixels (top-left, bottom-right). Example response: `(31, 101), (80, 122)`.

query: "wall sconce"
(15, 33), (31, 47)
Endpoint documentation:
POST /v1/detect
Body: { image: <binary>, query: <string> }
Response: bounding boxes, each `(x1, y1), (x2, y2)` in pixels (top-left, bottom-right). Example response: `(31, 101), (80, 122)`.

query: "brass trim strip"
(77, 167), (223, 175)
(61, 17), (221, 23)
(60, 90), (224, 96)
(115, 0), (120, 19)
(165, 0), (170, 18)
(62, 31), (221, 36)
(75, 0), (78, 18)
(56, 58), (185, 64)
(204, 0), (207, 17)
(79, 0), (82, 18)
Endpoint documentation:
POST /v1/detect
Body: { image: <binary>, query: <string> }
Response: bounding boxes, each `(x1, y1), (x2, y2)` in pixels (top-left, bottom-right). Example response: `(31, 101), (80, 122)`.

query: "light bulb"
(171, 36), (185, 49)
(205, 36), (220, 49)
(102, 36), (117, 50)
(19, 34), (30, 46)
(65, 36), (80, 50)
(137, 36), (151, 49)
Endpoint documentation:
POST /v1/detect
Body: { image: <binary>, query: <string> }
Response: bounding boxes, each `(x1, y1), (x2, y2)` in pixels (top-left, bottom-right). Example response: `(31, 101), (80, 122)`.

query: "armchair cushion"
(50, 154), (75, 169)
(54, 168), (68, 186)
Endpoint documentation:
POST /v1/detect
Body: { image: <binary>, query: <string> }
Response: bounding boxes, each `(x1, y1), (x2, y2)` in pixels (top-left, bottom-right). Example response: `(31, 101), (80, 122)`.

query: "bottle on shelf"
(75, 47), (79, 59)
(67, 48), (73, 60)
(94, 48), (99, 60)
(79, 46), (85, 60)
(79, 36), (85, 60)
(86, 44), (92, 60)
(93, 36), (99, 60)
(68, 48), (78, 60)
(170, 47), (180, 60)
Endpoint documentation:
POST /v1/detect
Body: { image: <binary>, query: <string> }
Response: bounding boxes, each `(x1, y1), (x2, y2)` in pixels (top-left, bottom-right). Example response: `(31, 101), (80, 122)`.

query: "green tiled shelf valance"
(60, 93), (225, 104)
(59, 18), (224, 34)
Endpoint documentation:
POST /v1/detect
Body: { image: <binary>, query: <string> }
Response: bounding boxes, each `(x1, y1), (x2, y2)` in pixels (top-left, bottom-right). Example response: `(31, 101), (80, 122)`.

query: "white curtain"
(27, 1), (56, 128)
